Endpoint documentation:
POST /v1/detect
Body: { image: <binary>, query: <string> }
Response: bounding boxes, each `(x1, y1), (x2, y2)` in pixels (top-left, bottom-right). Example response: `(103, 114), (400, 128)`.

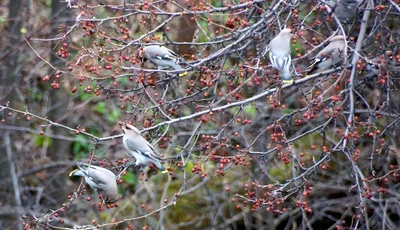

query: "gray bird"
(365, 56), (400, 78)
(325, 0), (361, 22)
(308, 35), (346, 71)
(139, 45), (187, 77)
(269, 28), (293, 83)
(69, 162), (120, 203)
(122, 123), (167, 173)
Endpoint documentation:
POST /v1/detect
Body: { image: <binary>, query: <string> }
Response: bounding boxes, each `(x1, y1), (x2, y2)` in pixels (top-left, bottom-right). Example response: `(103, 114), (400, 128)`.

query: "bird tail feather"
(157, 164), (168, 174)
(69, 169), (78, 177)
(69, 169), (85, 177)
(281, 69), (292, 83)
(171, 63), (187, 77)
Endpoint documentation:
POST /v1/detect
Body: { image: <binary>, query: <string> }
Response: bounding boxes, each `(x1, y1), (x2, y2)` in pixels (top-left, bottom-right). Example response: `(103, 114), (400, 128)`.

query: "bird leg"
(139, 170), (147, 181)
(116, 161), (135, 179)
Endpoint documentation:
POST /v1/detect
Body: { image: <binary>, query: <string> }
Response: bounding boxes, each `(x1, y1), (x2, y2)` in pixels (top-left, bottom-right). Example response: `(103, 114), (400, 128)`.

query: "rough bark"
(46, 0), (73, 201)
(0, 0), (24, 229)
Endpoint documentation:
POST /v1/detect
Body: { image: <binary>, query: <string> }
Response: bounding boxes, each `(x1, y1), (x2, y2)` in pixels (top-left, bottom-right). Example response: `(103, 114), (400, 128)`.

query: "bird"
(121, 123), (168, 174)
(324, 0), (361, 23)
(364, 55), (400, 79)
(69, 162), (120, 203)
(307, 35), (346, 72)
(139, 45), (188, 77)
(268, 28), (293, 83)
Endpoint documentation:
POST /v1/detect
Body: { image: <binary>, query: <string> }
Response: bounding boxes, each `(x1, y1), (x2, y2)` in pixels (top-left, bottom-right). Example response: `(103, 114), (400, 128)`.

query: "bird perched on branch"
(364, 55), (400, 79)
(324, 0), (361, 23)
(307, 35), (346, 72)
(69, 162), (119, 203)
(268, 28), (293, 83)
(122, 123), (168, 174)
(139, 45), (188, 77)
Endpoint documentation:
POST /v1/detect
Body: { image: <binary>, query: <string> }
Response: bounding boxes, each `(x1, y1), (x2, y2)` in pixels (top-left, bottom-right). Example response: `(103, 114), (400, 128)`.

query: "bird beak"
(69, 169), (78, 177)
(125, 123), (135, 130)
(106, 195), (121, 204)
(138, 49), (145, 64)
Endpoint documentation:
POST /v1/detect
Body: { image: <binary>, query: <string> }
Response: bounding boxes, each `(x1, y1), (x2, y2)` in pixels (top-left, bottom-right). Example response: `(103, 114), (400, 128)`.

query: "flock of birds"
(269, 29), (348, 83)
(70, 123), (168, 203)
(133, 29), (347, 84)
(69, 14), (392, 203)
(68, 30), (358, 203)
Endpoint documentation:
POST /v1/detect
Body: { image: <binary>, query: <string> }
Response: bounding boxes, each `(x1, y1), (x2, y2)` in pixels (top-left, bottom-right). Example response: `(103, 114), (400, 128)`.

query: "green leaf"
(283, 107), (293, 115)
(268, 162), (293, 182)
(95, 102), (107, 114)
(119, 76), (129, 84)
(185, 160), (194, 172)
(34, 135), (51, 148)
(122, 171), (136, 185)
(0, 16), (6, 24)
(72, 135), (90, 159)
(80, 93), (90, 101)
(243, 104), (257, 119)
(106, 107), (121, 124)
(229, 106), (240, 115)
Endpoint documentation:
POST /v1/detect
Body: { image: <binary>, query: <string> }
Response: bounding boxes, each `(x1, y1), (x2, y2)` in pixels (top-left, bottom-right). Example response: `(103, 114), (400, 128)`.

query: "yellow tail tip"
(178, 71), (188, 77)
(69, 169), (78, 177)
(283, 79), (294, 84)
(309, 61), (317, 68)
(161, 169), (168, 174)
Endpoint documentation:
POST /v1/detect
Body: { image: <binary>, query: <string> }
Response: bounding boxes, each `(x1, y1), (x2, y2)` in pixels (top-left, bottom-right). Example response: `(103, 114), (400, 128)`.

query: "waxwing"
(308, 35), (346, 71)
(269, 28), (293, 83)
(69, 162), (119, 203)
(139, 45), (187, 77)
(122, 123), (167, 173)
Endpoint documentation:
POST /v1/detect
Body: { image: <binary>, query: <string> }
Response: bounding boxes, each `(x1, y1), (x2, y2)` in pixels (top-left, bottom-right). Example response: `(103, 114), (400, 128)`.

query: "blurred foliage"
(121, 171), (136, 186)
(72, 135), (91, 158)
(34, 134), (51, 148)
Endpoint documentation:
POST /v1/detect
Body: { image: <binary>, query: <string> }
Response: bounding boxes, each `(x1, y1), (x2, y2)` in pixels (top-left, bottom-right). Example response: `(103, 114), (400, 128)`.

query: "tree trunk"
(46, 0), (73, 201)
(0, 0), (24, 229)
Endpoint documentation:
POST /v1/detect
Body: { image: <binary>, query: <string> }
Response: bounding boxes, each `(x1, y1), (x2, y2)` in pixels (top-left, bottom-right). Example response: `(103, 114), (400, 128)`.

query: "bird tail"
(154, 161), (168, 174)
(306, 58), (324, 73)
(306, 59), (318, 71)
(171, 62), (187, 77)
(69, 169), (85, 177)
(281, 69), (293, 83)
(77, 162), (90, 171)
(178, 71), (188, 77)
(159, 165), (168, 174)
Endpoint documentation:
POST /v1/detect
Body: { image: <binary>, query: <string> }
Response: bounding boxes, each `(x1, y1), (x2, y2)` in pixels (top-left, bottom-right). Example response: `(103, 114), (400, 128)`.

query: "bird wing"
(307, 44), (340, 70)
(268, 36), (291, 71)
(269, 51), (291, 71)
(162, 46), (180, 59)
(125, 138), (165, 162)
(148, 46), (179, 61)
(87, 167), (109, 187)
(76, 162), (114, 187)
(76, 162), (92, 174)
(316, 41), (344, 62)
